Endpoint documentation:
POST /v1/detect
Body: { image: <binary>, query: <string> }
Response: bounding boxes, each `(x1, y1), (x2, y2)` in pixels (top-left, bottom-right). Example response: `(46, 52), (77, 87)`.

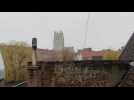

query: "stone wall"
(26, 60), (129, 87)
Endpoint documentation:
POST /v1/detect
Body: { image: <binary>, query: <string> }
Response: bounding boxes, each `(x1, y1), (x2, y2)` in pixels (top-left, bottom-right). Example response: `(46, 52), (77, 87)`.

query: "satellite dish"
(0, 51), (5, 80)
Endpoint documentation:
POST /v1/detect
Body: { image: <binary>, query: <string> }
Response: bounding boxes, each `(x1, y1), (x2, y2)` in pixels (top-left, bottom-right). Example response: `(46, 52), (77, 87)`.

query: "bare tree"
(0, 41), (32, 81)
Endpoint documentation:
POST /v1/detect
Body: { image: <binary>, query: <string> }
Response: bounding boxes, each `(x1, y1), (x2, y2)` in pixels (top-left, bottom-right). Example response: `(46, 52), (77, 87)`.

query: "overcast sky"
(0, 12), (133, 51)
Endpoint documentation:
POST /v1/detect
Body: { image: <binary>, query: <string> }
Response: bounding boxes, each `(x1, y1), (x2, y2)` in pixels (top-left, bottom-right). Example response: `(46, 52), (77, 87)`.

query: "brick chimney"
(27, 38), (41, 87)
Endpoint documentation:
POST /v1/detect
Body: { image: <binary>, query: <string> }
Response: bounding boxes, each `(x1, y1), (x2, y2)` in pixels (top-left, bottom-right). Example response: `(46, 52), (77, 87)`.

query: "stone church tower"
(53, 31), (64, 51)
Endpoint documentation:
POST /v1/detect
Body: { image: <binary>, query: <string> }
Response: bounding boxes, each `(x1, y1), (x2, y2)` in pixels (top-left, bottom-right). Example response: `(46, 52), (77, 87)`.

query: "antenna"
(83, 12), (90, 49)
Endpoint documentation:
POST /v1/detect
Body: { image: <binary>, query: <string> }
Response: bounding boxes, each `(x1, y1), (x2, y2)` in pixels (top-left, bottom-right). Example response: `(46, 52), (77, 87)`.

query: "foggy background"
(0, 12), (133, 51)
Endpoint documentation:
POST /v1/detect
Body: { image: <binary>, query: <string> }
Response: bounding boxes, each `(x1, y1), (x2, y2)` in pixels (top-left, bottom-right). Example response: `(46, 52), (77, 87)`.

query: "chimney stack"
(32, 38), (37, 66)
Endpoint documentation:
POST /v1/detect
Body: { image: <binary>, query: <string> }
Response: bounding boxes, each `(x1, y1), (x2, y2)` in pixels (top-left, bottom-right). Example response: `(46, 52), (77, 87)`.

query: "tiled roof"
(36, 48), (57, 61)
(117, 33), (134, 86)
(119, 33), (134, 60)
(79, 50), (106, 58)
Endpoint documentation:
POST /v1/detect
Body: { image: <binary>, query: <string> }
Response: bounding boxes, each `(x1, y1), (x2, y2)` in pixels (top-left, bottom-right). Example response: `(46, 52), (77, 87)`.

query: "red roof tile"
(80, 51), (106, 58)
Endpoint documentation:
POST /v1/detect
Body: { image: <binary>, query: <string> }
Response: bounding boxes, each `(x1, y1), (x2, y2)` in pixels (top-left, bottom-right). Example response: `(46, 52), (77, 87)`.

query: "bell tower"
(53, 30), (64, 51)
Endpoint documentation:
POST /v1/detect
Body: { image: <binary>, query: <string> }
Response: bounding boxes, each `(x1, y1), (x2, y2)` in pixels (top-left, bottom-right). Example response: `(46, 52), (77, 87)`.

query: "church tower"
(53, 31), (64, 51)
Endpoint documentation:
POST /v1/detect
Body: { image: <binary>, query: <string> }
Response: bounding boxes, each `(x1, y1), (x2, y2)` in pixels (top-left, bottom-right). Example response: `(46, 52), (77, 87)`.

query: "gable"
(119, 33), (134, 60)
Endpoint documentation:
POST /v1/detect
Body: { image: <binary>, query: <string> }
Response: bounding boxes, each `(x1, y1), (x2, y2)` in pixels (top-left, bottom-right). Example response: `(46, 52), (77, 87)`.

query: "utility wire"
(83, 12), (90, 49)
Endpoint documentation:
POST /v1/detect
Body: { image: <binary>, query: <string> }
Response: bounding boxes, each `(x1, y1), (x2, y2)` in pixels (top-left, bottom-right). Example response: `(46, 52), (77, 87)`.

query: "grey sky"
(0, 12), (133, 51)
